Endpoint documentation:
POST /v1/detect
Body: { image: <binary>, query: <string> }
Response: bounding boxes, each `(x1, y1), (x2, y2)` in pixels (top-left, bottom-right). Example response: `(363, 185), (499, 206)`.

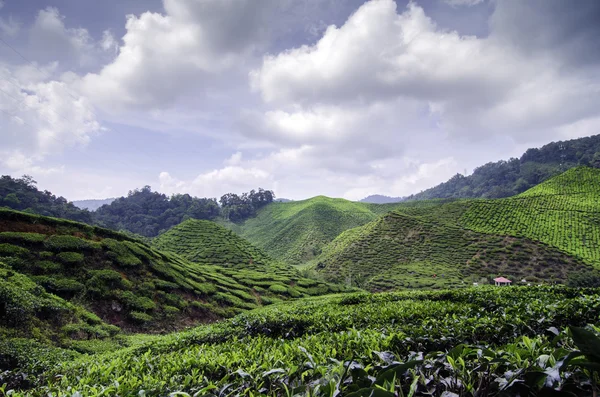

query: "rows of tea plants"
(229, 197), (386, 265)
(0, 209), (342, 334)
(519, 166), (600, 197)
(10, 286), (600, 396)
(461, 196), (600, 265)
(461, 167), (600, 266)
(314, 210), (588, 290)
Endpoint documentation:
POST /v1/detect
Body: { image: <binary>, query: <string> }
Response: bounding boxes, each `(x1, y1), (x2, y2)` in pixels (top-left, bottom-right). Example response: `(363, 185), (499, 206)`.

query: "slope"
(153, 219), (341, 294)
(224, 196), (404, 265)
(313, 168), (600, 291)
(0, 209), (345, 336)
(408, 133), (600, 200)
(460, 166), (600, 265)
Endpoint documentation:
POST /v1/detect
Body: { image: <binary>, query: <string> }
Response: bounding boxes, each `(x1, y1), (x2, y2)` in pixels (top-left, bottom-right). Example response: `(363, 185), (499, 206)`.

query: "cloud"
(159, 165), (272, 198)
(251, 0), (600, 141)
(0, 15), (20, 37)
(100, 30), (118, 54)
(80, 0), (280, 111)
(0, 63), (102, 168)
(28, 7), (97, 67)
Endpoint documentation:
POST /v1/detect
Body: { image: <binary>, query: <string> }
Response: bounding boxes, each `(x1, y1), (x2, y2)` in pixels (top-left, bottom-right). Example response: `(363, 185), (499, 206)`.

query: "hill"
(153, 219), (296, 276)
(460, 167), (600, 265)
(360, 194), (405, 204)
(72, 198), (116, 211)
(312, 167), (600, 290)
(224, 196), (403, 265)
(16, 286), (600, 396)
(408, 133), (600, 200)
(0, 209), (345, 335)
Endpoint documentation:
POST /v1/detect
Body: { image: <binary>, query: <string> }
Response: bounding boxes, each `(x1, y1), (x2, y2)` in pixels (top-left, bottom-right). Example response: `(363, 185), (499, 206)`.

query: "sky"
(0, 0), (599, 201)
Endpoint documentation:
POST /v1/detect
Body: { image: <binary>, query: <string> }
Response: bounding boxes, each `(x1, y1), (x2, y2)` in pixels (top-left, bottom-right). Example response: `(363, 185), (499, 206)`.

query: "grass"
(8, 286), (600, 396)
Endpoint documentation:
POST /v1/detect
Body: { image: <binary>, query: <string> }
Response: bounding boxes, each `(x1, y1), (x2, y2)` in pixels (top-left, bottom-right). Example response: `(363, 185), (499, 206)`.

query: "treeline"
(0, 175), (93, 223)
(0, 176), (274, 237)
(408, 134), (600, 200)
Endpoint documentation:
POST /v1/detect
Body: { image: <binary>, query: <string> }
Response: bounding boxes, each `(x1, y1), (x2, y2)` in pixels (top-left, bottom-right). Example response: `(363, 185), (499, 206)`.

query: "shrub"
(0, 243), (29, 257)
(567, 270), (600, 288)
(44, 236), (91, 252)
(268, 284), (288, 294)
(33, 261), (62, 273)
(56, 252), (85, 265)
(129, 311), (153, 323)
(117, 290), (156, 311)
(33, 276), (85, 294)
(0, 232), (46, 245)
(162, 305), (180, 317)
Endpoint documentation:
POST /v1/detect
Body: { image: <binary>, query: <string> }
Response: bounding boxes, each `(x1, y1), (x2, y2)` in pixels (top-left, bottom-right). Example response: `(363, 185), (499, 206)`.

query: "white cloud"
(29, 7), (97, 67)
(251, 0), (600, 143)
(0, 64), (102, 169)
(79, 0), (280, 111)
(100, 30), (118, 54)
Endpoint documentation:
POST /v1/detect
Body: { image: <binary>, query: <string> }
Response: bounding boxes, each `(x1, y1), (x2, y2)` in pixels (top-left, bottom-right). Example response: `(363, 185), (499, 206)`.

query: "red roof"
(494, 277), (512, 283)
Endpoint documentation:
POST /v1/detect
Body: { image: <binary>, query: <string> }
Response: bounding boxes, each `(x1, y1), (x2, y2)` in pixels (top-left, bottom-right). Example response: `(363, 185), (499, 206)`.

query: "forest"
(408, 134), (600, 200)
(0, 176), (274, 237)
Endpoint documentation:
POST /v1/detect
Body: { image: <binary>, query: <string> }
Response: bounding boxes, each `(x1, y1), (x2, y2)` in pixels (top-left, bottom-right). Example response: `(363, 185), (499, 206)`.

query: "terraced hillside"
(315, 210), (589, 291)
(313, 167), (600, 290)
(461, 167), (600, 265)
(0, 209), (345, 336)
(153, 219), (293, 275)
(223, 196), (403, 265)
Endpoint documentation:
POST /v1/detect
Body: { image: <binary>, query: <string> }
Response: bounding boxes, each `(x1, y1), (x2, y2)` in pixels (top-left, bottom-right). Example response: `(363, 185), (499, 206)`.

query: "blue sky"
(1, 0), (599, 200)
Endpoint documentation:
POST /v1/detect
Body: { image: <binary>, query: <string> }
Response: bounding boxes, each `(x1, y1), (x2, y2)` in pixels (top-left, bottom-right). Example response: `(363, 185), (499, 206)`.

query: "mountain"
(408, 134), (600, 201)
(72, 198), (116, 211)
(360, 194), (405, 204)
(223, 196), (404, 265)
(312, 167), (599, 291)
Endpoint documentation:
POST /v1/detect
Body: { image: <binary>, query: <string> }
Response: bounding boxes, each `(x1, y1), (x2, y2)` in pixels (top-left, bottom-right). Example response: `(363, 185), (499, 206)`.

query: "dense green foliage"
(314, 202), (589, 291)
(9, 286), (600, 396)
(0, 175), (92, 223)
(224, 196), (402, 265)
(153, 218), (344, 298)
(461, 167), (600, 266)
(0, 209), (342, 336)
(409, 133), (600, 200)
(154, 219), (292, 275)
(93, 186), (221, 236)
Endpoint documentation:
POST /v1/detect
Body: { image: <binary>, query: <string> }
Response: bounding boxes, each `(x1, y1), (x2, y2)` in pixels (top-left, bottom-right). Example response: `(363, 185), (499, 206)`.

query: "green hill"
(460, 167), (600, 265)
(223, 196), (402, 265)
(408, 133), (600, 200)
(312, 167), (600, 290)
(153, 219), (290, 274)
(0, 209), (345, 336)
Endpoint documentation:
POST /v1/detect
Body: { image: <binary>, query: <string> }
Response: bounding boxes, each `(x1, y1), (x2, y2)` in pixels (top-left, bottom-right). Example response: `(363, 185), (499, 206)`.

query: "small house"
(494, 277), (512, 286)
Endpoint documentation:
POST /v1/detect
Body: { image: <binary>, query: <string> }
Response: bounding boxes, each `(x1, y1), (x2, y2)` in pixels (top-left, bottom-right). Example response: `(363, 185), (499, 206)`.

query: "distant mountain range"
(72, 198), (116, 211)
(359, 194), (405, 204)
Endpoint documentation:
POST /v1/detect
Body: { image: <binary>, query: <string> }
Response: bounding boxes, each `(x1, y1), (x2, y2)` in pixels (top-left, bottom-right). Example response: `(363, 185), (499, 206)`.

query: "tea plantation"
(223, 196), (406, 265)
(7, 286), (600, 396)
(310, 167), (600, 290)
